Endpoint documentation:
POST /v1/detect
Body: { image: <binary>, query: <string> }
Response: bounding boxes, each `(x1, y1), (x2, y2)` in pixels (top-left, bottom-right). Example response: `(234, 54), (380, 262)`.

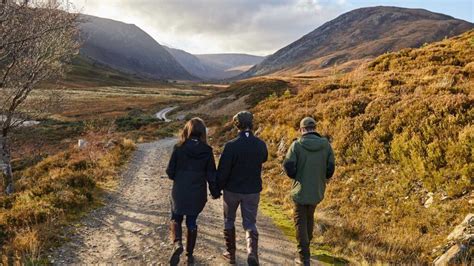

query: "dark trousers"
(223, 190), (260, 232)
(293, 203), (316, 258)
(171, 212), (198, 230)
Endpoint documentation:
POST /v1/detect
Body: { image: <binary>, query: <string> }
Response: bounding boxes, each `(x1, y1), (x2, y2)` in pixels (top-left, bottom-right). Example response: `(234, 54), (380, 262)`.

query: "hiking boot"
(294, 256), (311, 266)
(186, 227), (198, 264)
(223, 228), (236, 264)
(295, 249), (311, 266)
(246, 230), (259, 266)
(170, 221), (183, 266)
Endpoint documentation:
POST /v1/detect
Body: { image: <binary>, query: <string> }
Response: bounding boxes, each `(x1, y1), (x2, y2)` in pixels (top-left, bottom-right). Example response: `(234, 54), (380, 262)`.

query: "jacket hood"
(182, 139), (211, 159)
(298, 133), (327, 152)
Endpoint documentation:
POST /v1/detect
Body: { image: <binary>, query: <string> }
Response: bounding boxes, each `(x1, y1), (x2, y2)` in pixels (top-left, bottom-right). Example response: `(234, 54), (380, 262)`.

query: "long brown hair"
(178, 117), (208, 146)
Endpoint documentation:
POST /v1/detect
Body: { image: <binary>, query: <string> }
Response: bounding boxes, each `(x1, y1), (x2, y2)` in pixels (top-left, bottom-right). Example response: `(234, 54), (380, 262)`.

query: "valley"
(1, 2), (473, 265)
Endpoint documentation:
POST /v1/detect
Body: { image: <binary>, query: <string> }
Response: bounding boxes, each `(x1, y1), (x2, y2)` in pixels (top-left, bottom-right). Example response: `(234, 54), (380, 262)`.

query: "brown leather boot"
(246, 230), (259, 266)
(170, 221), (183, 266)
(186, 227), (198, 264)
(223, 228), (236, 264)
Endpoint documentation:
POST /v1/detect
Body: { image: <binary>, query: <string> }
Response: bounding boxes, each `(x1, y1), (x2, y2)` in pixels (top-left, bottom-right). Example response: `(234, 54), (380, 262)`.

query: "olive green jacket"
(283, 133), (335, 205)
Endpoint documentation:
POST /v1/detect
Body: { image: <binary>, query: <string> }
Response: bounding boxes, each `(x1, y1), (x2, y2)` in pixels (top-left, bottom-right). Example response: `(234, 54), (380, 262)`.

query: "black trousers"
(293, 202), (316, 258)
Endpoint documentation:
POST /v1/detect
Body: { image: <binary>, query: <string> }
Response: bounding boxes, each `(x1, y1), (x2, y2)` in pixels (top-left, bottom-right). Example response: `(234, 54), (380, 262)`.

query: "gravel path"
(50, 138), (295, 265)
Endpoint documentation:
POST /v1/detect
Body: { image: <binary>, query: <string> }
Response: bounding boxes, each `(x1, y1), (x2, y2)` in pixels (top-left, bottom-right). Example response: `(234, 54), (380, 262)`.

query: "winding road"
(50, 138), (296, 265)
(155, 106), (177, 122)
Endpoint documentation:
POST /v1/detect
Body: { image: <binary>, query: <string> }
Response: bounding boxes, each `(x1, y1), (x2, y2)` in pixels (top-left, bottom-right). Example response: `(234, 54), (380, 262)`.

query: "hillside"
(79, 15), (195, 81)
(61, 56), (155, 87)
(249, 30), (474, 263)
(164, 47), (229, 80)
(241, 6), (473, 78)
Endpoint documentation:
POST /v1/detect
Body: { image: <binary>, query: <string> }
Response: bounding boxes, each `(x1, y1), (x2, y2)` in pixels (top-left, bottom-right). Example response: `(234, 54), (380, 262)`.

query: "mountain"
(241, 6), (473, 78)
(164, 47), (225, 80)
(196, 54), (264, 78)
(165, 47), (265, 80)
(79, 15), (195, 81)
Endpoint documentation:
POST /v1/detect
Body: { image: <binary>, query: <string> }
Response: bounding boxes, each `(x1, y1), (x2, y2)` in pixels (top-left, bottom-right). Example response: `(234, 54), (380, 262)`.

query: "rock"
(434, 213), (473, 265)
(434, 244), (467, 266)
(424, 192), (434, 208)
(78, 139), (88, 149)
(447, 214), (474, 241)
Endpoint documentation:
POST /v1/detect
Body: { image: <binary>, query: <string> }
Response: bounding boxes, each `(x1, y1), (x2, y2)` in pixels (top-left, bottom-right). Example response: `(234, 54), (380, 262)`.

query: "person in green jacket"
(283, 117), (335, 265)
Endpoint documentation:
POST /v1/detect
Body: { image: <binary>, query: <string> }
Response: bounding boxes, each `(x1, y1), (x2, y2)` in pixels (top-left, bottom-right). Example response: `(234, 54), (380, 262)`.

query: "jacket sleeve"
(326, 143), (335, 179)
(166, 146), (178, 180)
(217, 143), (233, 190)
(206, 152), (221, 197)
(283, 141), (298, 179)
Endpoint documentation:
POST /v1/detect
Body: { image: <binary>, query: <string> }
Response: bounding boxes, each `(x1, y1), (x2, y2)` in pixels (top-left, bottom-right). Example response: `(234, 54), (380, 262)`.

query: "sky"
(69, 0), (474, 56)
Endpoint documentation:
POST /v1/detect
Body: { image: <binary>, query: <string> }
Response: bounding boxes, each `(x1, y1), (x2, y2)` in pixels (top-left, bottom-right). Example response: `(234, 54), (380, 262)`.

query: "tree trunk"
(0, 134), (13, 195)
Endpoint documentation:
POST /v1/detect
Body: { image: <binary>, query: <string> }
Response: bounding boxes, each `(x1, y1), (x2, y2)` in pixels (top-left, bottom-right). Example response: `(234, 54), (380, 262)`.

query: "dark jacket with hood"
(283, 132), (335, 205)
(166, 139), (219, 215)
(217, 130), (268, 194)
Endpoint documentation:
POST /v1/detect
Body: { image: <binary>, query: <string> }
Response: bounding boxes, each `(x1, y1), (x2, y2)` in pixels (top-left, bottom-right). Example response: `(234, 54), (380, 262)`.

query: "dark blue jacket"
(166, 139), (219, 215)
(217, 130), (268, 194)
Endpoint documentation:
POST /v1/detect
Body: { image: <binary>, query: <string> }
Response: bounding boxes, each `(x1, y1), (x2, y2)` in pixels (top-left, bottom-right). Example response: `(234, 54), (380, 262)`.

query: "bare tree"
(0, 0), (79, 194)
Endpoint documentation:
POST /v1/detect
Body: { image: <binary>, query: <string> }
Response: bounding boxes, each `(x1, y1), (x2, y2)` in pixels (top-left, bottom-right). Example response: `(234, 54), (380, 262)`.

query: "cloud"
(69, 0), (348, 55)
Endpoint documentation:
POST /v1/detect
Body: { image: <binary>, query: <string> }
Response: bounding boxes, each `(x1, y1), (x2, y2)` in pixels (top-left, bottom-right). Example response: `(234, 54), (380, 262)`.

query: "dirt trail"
(51, 138), (295, 265)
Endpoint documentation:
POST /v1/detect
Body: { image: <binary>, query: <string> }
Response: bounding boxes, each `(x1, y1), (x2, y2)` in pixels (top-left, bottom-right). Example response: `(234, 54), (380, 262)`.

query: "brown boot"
(186, 227), (198, 264)
(246, 230), (259, 266)
(170, 221), (183, 266)
(223, 228), (236, 264)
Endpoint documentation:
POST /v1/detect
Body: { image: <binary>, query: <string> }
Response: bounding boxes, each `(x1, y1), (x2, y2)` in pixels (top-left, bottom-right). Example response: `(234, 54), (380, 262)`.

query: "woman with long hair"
(166, 117), (221, 265)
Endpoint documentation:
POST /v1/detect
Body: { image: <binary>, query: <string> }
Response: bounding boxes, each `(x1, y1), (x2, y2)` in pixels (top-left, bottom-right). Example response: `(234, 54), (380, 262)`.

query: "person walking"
(283, 117), (335, 265)
(217, 111), (268, 266)
(166, 117), (221, 265)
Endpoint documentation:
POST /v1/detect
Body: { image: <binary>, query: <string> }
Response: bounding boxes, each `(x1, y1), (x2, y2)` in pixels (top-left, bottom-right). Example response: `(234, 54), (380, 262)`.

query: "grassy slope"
(252, 31), (474, 263)
(61, 56), (156, 87)
(0, 136), (136, 263)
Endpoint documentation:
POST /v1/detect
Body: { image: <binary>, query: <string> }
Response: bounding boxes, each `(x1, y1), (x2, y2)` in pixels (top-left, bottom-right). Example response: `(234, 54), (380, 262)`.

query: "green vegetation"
(252, 30), (474, 263)
(63, 56), (153, 87)
(115, 110), (161, 132)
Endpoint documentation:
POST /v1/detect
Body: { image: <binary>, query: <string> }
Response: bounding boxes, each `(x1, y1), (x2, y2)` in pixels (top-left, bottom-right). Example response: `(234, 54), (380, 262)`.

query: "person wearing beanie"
(217, 111), (268, 265)
(283, 117), (335, 265)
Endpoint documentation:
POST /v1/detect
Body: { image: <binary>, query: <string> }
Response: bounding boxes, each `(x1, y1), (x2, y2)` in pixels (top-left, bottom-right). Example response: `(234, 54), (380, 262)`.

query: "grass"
(0, 134), (136, 263)
(260, 198), (349, 265)
(250, 30), (474, 263)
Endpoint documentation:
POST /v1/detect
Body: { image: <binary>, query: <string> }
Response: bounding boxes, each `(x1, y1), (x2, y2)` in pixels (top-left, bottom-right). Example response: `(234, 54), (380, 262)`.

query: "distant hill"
(164, 47), (225, 80)
(241, 6), (473, 78)
(62, 56), (155, 87)
(165, 47), (264, 80)
(79, 15), (195, 81)
(196, 54), (264, 78)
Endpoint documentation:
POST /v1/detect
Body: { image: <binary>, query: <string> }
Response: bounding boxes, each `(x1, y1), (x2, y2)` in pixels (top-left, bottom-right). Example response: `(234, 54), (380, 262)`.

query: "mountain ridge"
(240, 6), (474, 78)
(79, 14), (196, 81)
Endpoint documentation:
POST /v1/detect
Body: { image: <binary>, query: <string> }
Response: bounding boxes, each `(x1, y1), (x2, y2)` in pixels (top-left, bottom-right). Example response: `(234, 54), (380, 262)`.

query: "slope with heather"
(251, 31), (474, 263)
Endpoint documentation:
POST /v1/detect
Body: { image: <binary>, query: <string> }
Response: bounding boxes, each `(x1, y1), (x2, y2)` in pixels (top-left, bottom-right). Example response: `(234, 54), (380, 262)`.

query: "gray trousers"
(223, 190), (260, 232)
